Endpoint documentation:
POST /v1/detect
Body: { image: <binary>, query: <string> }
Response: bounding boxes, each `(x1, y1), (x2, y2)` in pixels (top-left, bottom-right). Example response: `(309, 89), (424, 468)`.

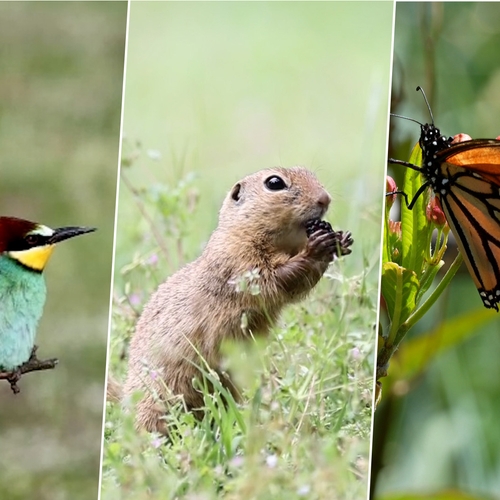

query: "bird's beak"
(49, 226), (96, 244)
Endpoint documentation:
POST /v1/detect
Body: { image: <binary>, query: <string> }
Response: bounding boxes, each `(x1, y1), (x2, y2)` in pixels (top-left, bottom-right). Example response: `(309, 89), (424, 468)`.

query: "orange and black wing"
(441, 139), (500, 185)
(436, 141), (500, 310)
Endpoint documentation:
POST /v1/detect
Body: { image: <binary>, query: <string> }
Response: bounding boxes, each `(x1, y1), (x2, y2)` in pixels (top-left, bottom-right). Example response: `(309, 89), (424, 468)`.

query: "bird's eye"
(264, 175), (287, 191)
(25, 234), (41, 247)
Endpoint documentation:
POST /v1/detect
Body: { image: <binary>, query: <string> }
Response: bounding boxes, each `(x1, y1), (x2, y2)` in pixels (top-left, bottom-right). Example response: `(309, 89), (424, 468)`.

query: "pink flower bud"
(386, 176), (398, 208)
(388, 220), (401, 237)
(451, 133), (472, 144)
(426, 196), (447, 227)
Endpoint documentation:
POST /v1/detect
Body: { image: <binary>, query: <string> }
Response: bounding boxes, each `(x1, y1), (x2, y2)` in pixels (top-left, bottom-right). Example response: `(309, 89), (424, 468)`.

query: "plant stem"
(403, 251), (463, 332)
(377, 252), (463, 379)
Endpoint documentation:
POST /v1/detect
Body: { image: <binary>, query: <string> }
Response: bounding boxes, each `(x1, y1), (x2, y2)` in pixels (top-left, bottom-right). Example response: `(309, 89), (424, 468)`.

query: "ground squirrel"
(120, 166), (353, 433)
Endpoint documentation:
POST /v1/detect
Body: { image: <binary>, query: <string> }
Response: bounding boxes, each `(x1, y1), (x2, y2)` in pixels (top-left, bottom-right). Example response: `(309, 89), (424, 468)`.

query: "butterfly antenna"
(416, 86), (434, 125)
(390, 113), (423, 127)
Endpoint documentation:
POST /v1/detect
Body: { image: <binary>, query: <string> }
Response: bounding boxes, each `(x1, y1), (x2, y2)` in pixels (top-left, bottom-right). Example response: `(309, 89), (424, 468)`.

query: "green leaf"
(401, 144), (430, 278)
(389, 307), (497, 382)
(381, 262), (419, 328)
(377, 489), (495, 500)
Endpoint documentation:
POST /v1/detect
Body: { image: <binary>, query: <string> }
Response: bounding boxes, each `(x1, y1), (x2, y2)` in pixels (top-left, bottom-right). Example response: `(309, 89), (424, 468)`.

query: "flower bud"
(451, 133), (472, 144)
(426, 196), (447, 227)
(386, 176), (398, 209)
(388, 220), (401, 237)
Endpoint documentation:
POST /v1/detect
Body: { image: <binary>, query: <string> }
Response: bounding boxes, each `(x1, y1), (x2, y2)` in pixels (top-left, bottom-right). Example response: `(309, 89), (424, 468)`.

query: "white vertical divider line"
(366, 1), (397, 499)
(97, 1), (131, 498)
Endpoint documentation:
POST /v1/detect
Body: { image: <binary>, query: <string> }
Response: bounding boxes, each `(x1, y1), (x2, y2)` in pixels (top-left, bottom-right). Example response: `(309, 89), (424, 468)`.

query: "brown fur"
(106, 374), (122, 403)
(121, 167), (341, 433)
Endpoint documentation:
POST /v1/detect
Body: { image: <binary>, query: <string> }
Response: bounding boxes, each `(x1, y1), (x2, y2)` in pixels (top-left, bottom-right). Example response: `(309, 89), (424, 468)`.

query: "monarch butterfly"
(389, 86), (500, 312)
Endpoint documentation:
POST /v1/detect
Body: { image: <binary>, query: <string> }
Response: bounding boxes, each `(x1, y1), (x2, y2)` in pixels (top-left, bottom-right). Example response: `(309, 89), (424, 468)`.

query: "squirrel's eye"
(265, 175), (287, 191)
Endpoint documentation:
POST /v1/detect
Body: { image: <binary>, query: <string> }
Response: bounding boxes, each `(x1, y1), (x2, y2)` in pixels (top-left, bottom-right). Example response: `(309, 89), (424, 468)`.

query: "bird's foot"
(6, 369), (22, 394)
(28, 345), (39, 363)
(0, 346), (59, 394)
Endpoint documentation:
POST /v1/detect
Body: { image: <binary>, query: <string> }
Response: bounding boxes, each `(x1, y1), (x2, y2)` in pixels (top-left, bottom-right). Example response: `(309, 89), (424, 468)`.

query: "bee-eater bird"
(0, 216), (95, 373)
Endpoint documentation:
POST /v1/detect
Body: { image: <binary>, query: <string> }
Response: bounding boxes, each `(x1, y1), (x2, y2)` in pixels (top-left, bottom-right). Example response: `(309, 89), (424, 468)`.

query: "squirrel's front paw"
(305, 220), (353, 261)
(305, 224), (337, 262)
(333, 230), (353, 257)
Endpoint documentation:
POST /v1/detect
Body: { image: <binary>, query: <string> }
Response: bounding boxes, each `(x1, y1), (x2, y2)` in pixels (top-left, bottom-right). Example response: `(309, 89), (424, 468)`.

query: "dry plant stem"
(0, 345), (58, 394)
(121, 170), (172, 267)
(377, 252), (463, 379)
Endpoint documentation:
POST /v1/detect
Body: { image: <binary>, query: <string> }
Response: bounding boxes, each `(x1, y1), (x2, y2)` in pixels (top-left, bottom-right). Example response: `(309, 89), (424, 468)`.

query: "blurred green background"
(0, 3), (126, 499)
(373, 3), (500, 499)
(115, 0), (393, 283)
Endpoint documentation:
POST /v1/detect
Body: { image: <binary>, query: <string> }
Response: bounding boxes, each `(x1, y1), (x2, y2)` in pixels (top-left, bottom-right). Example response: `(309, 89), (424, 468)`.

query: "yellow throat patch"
(8, 245), (55, 271)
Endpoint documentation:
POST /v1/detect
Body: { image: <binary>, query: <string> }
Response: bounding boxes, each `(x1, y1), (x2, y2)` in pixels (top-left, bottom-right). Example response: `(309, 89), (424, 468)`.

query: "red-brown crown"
(0, 217), (40, 253)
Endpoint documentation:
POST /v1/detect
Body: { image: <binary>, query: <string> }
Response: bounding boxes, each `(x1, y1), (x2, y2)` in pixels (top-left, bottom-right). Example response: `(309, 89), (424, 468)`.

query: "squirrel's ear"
(230, 182), (242, 202)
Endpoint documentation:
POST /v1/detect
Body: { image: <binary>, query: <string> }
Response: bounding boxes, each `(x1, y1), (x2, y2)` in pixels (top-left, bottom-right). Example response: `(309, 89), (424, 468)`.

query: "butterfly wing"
(441, 139), (500, 185)
(436, 142), (500, 310)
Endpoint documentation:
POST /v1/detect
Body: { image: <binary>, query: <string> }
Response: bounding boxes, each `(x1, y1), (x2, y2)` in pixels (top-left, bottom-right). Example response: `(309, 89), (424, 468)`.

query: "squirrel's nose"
(317, 191), (331, 209)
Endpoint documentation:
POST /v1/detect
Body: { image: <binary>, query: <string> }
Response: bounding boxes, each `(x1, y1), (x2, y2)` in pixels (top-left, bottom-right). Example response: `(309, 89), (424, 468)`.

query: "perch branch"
(0, 346), (58, 394)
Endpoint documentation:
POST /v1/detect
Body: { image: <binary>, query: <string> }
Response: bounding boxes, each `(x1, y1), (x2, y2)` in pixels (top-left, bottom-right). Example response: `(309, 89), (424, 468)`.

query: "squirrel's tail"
(106, 373), (123, 403)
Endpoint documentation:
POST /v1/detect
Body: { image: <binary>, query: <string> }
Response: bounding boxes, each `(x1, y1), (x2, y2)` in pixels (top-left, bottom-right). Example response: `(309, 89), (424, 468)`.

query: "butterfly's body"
(391, 95), (500, 311)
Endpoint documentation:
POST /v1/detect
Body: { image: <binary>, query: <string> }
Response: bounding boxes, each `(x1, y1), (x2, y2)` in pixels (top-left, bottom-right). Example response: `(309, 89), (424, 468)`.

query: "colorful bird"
(0, 216), (95, 376)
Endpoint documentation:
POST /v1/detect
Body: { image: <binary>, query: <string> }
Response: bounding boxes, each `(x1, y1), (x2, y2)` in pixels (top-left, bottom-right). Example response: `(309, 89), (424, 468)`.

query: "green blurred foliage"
(0, 3), (126, 499)
(373, 3), (500, 499)
(379, 491), (494, 500)
(115, 1), (393, 281)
